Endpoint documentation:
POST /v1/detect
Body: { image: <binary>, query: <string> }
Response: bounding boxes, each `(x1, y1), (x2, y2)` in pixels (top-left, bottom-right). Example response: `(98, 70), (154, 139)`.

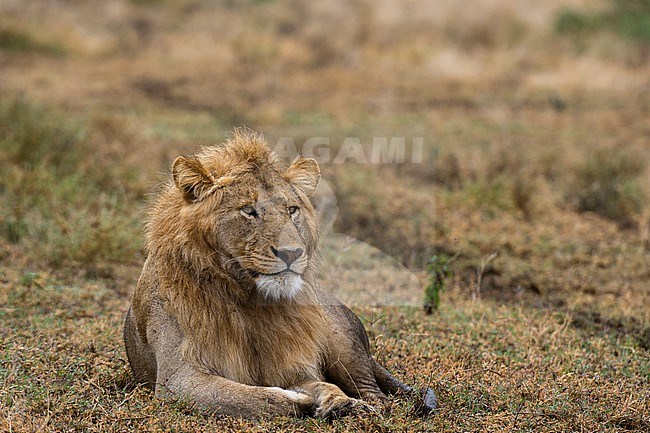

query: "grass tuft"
(571, 147), (646, 227)
(0, 28), (66, 56)
(423, 254), (455, 314)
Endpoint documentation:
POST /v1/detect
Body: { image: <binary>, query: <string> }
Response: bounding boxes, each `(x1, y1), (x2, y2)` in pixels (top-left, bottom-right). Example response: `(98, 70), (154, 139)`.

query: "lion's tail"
(372, 359), (438, 415)
(372, 359), (413, 395)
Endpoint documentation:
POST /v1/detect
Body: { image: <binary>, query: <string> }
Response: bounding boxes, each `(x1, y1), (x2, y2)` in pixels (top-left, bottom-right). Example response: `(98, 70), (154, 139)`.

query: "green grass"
(0, 28), (66, 56)
(0, 98), (143, 271)
(424, 254), (454, 314)
(556, 0), (650, 44)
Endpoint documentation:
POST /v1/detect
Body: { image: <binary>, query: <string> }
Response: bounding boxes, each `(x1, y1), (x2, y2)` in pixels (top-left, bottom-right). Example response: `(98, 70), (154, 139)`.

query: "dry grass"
(1, 271), (648, 432)
(1, 0), (649, 431)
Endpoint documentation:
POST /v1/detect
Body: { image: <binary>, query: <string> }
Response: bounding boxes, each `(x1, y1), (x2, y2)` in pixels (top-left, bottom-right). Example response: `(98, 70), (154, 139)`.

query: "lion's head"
(146, 129), (321, 302)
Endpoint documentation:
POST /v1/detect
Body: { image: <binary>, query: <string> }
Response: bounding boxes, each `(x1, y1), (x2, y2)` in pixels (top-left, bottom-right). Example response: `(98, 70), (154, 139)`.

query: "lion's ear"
(172, 156), (215, 203)
(284, 157), (320, 197)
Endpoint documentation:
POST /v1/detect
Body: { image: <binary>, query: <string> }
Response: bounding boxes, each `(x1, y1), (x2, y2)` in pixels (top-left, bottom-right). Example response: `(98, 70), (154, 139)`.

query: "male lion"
(124, 129), (436, 418)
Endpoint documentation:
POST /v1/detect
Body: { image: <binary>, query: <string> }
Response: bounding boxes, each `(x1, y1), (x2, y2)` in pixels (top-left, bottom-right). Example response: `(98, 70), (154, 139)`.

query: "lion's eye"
(241, 205), (258, 218)
(288, 206), (299, 215)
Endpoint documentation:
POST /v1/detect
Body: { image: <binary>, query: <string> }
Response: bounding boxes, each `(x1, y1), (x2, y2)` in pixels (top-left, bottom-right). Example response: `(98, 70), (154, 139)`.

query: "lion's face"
(169, 136), (320, 301)
(215, 172), (317, 300)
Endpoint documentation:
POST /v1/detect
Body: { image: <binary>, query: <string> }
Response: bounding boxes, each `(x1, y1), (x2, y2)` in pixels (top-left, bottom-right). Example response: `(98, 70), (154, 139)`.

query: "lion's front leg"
(157, 363), (315, 418)
(294, 381), (374, 420)
(145, 303), (315, 418)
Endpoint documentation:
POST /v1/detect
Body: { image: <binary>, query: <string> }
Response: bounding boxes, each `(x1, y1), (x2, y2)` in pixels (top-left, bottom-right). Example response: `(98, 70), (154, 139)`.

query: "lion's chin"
(255, 273), (304, 301)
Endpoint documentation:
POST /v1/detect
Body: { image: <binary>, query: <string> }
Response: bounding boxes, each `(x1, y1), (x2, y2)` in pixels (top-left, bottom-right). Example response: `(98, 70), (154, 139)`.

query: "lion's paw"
(316, 396), (374, 420)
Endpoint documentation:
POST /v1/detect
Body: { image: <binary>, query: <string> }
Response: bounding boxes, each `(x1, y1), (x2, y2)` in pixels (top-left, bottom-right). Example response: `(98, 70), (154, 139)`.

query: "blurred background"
(1, 1), (649, 431)
(1, 0), (648, 309)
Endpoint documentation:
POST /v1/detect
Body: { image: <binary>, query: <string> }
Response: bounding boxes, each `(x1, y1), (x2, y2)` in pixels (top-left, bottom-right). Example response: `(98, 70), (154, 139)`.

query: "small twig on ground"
(117, 416), (153, 423)
(509, 397), (526, 432)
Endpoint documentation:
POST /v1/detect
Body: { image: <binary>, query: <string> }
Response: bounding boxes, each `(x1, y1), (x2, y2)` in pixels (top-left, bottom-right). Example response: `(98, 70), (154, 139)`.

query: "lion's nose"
(271, 247), (303, 266)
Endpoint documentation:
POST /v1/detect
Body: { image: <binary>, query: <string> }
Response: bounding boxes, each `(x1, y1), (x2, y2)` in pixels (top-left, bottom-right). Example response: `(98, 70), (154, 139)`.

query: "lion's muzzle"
(255, 272), (304, 301)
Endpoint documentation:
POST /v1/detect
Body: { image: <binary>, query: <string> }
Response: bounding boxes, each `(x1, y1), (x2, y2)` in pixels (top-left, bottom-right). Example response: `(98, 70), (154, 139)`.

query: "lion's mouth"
(248, 269), (300, 278)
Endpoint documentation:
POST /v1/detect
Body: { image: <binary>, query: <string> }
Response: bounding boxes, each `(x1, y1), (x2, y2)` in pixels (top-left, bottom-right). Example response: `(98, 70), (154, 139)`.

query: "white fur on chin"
(256, 273), (303, 300)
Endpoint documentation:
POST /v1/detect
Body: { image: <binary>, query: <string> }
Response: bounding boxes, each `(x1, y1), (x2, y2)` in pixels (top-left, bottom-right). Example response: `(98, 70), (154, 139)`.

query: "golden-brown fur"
(124, 129), (436, 418)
